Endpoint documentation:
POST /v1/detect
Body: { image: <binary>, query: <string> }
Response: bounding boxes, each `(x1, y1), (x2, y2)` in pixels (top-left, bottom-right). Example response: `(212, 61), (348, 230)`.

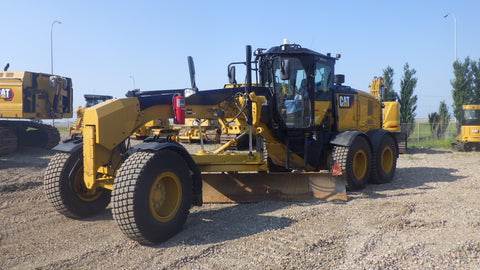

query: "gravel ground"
(0, 137), (479, 269)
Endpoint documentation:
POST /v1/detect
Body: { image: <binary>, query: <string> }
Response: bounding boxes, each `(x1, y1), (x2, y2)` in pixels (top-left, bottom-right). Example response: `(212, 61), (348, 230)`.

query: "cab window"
(314, 62), (332, 101)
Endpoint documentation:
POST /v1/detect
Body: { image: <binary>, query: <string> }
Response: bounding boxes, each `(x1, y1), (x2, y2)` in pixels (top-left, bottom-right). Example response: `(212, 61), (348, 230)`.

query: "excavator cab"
(463, 106), (480, 126)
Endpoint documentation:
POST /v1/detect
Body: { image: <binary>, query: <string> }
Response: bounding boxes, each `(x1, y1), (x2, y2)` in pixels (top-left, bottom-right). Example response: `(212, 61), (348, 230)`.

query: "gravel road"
(0, 140), (479, 269)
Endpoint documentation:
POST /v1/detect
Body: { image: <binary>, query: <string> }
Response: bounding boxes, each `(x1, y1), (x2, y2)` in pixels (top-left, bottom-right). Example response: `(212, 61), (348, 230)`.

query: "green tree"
(470, 59), (480, 104)
(428, 112), (440, 139)
(438, 100), (451, 139)
(398, 63), (418, 137)
(428, 101), (451, 139)
(451, 57), (473, 131)
(382, 66), (397, 101)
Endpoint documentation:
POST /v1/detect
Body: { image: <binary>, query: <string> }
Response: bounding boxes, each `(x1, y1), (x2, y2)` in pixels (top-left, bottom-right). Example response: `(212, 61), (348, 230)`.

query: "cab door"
(273, 58), (311, 129)
(313, 61), (333, 127)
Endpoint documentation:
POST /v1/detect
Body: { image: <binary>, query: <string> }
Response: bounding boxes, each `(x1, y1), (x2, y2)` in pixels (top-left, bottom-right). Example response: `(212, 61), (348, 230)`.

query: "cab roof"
(259, 44), (335, 60)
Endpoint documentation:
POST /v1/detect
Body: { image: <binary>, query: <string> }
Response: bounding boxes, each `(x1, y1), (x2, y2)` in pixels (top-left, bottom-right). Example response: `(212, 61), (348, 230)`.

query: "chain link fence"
(401, 120), (458, 143)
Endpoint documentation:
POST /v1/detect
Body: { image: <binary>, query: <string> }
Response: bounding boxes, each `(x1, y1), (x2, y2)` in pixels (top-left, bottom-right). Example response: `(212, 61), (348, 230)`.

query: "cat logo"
(0, 88), (14, 101)
(338, 94), (354, 109)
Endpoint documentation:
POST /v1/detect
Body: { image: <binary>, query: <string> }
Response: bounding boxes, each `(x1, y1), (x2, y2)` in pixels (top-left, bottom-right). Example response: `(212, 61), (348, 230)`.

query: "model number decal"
(338, 94), (354, 109)
(0, 88), (14, 101)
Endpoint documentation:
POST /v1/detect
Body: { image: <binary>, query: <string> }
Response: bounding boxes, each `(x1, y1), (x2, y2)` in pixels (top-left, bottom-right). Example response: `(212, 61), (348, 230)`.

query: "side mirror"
(280, 59), (290, 80)
(228, 65), (236, 85)
(187, 56), (197, 91)
(334, 74), (345, 85)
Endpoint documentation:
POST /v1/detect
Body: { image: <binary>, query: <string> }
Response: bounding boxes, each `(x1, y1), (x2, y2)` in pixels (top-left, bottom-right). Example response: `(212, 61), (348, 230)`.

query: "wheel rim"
(381, 146), (393, 173)
(149, 172), (182, 223)
(73, 166), (103, 202)
(352, 150), (367, 180)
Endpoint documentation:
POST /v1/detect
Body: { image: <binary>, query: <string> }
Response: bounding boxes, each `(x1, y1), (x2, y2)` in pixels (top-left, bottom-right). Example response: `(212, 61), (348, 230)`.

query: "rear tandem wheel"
(370, 134), (398, 184)
(112, 150), (193, 245)
(332, 136), (372, 190)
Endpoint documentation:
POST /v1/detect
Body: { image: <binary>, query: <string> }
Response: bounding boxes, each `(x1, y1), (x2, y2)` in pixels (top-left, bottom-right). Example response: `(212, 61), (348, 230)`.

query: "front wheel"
(112, 150), (193, 245)
(44, 151), (111, 218)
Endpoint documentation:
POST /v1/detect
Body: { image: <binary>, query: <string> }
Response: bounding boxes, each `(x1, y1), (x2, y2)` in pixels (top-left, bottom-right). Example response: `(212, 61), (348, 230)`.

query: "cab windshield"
(464, 109), (480, 125)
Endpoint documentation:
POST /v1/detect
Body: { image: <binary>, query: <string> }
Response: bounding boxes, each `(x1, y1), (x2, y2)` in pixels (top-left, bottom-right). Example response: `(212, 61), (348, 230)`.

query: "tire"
(332, 136), (371, 190)
(370, 134), (397, 184)
(44, 150), (111, 218)
(112, 150), (193, 245)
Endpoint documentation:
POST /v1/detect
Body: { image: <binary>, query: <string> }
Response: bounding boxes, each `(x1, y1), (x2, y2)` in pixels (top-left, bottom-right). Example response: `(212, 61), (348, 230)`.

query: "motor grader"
(70, 94), (113, 136)
(0, 71), (73, 155)
(369, 77), (407, 153)
(44, 42), (398, 245)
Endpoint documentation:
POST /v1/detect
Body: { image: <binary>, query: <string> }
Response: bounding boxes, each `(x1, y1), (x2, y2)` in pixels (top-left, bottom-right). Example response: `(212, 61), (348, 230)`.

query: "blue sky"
(2, 0), (479, 118)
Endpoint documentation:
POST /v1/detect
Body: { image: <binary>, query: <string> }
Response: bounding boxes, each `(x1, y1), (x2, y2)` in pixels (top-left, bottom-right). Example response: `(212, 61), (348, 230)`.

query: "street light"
(50, 20), (62, 75)
(129, 76), (136, 90)
(443, 13), (457, 62)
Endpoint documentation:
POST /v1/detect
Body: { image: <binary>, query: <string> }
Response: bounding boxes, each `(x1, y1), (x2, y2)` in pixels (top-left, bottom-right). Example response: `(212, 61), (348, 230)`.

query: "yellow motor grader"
(369, 77), (407, 153)
(44, 42), (398, 245)
(69, 94), (113, 136)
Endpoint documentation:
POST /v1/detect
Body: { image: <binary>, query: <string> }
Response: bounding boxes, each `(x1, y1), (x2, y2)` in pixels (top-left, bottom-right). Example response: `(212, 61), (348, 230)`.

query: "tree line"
(381, 57), (480, 140)
(451, 57), (480, 131)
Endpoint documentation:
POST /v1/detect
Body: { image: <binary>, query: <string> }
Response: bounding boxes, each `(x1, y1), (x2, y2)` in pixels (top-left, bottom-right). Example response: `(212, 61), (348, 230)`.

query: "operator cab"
(463, 105), (480, 126)
(257, 43), (336, 130)
(84, 94), (113, 107)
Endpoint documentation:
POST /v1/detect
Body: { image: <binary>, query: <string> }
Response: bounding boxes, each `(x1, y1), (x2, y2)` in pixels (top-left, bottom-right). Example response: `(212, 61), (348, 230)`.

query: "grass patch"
(408, 139), (454, 149)
(56, 127), (69, 133)
(405, 121), (459, 150)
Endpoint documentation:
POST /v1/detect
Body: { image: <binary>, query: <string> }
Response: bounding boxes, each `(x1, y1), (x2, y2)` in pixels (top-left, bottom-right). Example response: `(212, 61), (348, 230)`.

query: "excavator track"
(0, 120), (60, 154)
(40, 124), (61, 150)
(0, 127), (18, 155)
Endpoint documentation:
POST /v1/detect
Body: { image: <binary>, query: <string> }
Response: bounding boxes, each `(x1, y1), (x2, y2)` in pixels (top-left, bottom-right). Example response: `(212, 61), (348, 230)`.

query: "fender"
(133, 141), (203, 206)
(330, 130), (367, 147)
(52, 137), (83, 153)
(367, 129), (399, 156)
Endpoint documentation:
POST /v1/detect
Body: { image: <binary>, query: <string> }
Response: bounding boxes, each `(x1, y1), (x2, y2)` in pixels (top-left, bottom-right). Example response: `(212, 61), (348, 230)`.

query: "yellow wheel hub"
(149, 172), (182, 223)
(381, 146), (393, 173)
(352, 150), (367, 180)
(73, 167), (103, 202)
